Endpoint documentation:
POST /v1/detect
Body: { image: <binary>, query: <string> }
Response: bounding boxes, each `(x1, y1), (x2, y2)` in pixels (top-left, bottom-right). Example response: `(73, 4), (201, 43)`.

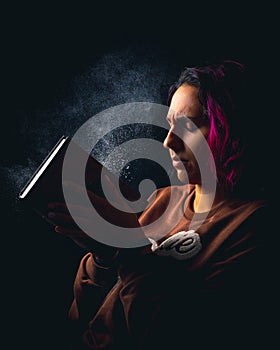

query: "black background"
(1, 3), (278, 349)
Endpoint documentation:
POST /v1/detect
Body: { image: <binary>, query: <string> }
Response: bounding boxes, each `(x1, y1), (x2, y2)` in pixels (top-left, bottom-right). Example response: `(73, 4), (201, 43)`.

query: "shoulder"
(219, 197), (270, 247)
(222, 195), (269, 226)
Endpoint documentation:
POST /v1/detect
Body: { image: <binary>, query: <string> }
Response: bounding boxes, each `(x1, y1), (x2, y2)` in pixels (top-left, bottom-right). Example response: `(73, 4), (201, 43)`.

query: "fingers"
(62, 178), (132, 213)
(48, 211), (72, 223)
(54, 225), (88, 238)
(48, 209), (93, 227)
(63, 180), (100, 203)
(62, 180), (112, 213)
(48, 202), (69, 213)
(48, 179), (139, 229)
(48, 202), (92, 218)
(55, 225), (120, 258)
(54, 225), (95, 251)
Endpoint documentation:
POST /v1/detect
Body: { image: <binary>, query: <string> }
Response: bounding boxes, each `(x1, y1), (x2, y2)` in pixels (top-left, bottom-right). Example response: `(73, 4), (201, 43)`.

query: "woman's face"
(164, 84), (210, 184)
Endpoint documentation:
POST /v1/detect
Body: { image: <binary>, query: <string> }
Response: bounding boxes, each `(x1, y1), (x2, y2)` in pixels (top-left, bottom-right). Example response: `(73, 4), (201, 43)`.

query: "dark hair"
(167, 60), (258, 195)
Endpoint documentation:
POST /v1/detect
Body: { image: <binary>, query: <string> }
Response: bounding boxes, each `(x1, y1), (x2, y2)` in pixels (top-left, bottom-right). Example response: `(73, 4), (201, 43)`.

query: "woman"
(48, 60), (270, 349)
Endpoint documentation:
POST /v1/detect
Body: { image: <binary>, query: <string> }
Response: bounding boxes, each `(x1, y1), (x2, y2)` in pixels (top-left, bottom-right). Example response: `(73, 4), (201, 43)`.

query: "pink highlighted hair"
(167, 60), (247, 192)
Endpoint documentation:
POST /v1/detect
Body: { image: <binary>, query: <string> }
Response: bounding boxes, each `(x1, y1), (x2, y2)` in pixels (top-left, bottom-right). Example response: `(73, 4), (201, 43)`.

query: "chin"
(176, 168), (201, 185)
(176, 169), (190, 184)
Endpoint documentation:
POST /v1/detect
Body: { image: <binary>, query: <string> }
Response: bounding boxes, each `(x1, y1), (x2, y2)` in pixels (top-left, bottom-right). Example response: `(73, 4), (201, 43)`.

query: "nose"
(163, 127), (184, 152)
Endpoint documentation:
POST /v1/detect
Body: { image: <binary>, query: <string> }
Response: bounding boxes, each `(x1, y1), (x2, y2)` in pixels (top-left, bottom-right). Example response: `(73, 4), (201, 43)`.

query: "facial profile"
(164, 84), (210, 184)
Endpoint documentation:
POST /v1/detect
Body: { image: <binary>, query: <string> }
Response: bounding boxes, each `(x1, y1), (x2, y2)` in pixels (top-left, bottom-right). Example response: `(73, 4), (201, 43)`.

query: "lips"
(171, 157), (188, 169)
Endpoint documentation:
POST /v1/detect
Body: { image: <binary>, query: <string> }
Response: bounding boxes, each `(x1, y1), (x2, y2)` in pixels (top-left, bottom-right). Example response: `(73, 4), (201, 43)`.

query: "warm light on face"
(164, 85), (210, 184)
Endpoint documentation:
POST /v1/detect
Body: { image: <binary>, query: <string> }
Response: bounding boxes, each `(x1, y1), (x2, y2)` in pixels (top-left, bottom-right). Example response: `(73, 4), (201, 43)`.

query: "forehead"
(169, 84), (203, 117)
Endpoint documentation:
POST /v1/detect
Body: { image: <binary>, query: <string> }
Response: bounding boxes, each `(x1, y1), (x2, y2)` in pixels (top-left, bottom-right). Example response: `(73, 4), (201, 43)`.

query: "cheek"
(182, 135), (201, 159)
(183, 130), (209, 159)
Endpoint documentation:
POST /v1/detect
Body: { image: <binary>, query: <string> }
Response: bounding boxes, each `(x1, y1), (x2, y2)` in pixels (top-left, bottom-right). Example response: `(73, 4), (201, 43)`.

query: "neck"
(193, 184), (226, 213)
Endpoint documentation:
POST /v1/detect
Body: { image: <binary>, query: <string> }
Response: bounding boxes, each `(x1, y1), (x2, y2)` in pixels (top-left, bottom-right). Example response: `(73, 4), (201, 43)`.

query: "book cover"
(18, 135), (140, 226)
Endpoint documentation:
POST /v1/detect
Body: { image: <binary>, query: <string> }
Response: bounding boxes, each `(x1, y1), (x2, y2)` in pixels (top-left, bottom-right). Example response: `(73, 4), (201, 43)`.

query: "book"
(18, 135), (141, 226)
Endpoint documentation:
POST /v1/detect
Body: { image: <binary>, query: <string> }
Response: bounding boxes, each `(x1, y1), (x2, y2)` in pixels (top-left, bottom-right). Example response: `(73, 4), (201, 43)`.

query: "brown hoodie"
(67, 185), (268, 349)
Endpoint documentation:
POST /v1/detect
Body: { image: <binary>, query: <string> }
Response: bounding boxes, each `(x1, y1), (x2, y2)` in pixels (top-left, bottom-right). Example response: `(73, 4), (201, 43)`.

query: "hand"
(47, 175), (141, 260)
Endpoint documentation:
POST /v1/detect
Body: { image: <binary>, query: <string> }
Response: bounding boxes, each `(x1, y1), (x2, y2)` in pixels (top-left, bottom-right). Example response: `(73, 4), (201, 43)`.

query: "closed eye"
(167, 115), (198, 132)
(178, 116), (199, 130)
(184, 120), (197, 132)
